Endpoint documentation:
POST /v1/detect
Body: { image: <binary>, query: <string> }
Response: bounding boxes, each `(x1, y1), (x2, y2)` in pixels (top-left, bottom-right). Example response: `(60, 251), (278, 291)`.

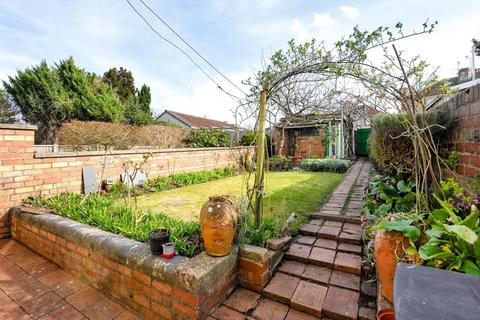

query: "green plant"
(240, 131), (256, 146)
(24, 192), (202, 257)
(183, 128), (232, 147)
(445, 150), (460, 169)
(244, 217), (281, 247)
(143, 167), (237, 192)
(268, 156), (293, 171)
(363, 174), (417, 217)
(298, 158), (351, 173)
(419, 196), (480, 275)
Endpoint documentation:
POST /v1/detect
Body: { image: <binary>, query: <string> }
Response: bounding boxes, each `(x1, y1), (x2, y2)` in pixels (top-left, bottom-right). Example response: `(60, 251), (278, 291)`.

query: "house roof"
(158, 110), (237, 129)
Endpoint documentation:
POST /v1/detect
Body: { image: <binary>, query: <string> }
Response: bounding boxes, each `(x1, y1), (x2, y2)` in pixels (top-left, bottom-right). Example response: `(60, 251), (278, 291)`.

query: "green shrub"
(268, 156), (293, 171)
(299, 158), (351, 173)
(445, 150), (460, 169)
(244, 217), (281, 247)
(24, 193), (201, 257)
(183, 128), (232, 147)
(369, 107), (454, 175)
(240, 131), (256, 146)
(143, 167), (237, 192)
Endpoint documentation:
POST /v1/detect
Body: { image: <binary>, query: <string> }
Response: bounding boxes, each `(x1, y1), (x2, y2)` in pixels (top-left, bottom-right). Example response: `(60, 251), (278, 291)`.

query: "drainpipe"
(328, 121), (333, 158)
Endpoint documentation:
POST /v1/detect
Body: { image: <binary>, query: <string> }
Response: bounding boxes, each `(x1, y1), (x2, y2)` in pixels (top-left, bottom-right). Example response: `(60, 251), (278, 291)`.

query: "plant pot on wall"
(200, 196), (237, 257)
(149, 229), (170, 255)
(374, 229), (409, 304)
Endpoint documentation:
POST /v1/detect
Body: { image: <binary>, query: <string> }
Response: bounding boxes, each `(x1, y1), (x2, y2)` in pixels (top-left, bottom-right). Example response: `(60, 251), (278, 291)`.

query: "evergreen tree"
(137, 84), (151, 114)
(0, 89), (17, 123)
(4, 58), (125, 142)
(102, 67), (136, 103)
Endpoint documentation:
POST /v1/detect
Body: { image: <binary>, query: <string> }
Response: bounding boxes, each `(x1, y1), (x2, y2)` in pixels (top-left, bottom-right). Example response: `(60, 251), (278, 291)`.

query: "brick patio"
(0, 239), (141, 320)
(210, 159), (375, 320)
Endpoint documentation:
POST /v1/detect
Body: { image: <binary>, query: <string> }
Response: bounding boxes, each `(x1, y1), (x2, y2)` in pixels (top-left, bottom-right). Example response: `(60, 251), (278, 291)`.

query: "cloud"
(340, 5), (360, 20)
(289, 12), (336, 42)
(313, 13), (336, 28)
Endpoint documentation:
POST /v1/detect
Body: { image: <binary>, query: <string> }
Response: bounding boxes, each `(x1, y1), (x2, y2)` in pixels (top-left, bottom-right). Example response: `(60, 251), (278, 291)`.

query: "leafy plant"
(143, 167), (237, 192)
(268, 156), (293, 171)
(363, 174), (416, 217)
(419, 196), (480, 275)
(298, 158), (351, 173)
(24, 192), (201, 257)
(183, 128), (232, 147)
(240, 131), (256, 146)
(445, 150), (460, 169)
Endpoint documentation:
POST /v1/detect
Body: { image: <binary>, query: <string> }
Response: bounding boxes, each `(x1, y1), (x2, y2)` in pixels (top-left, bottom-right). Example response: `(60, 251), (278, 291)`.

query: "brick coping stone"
(35, 146), (253, 158)
(9, 206), (239, 316)
(0, 123), (38, 130)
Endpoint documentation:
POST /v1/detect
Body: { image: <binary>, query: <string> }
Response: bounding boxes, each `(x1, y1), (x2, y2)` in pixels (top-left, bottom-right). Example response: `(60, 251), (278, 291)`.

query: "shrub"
(24, 193), (202, 257)
(183, 128), (232, 147)
(58, 121), (189, 150)
(299, 158), (351, 173)
(268, 156), (293, 171)
(369, 107), (455, 175)
(240, 131), (256, 146)
(445, 150), (460, 169)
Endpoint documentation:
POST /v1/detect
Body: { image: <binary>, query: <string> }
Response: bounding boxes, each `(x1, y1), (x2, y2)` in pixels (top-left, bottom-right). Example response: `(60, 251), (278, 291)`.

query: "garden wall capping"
(10, 206), (238, 319)
(34, 146), (252, 158)
(0, 123), (38, 130)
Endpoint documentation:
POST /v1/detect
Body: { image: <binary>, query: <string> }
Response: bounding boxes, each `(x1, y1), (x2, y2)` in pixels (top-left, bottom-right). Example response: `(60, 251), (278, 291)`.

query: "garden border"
(9, 206), (238, 320)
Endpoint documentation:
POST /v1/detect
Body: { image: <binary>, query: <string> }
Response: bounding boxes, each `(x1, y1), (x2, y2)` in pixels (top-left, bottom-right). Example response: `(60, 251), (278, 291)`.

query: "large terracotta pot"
(200, 196), (237, 257)
(374, 230), (409, 304)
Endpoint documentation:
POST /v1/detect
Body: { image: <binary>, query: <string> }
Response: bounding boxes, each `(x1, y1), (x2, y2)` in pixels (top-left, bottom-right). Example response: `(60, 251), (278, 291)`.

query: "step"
(299, 221), (363, 246)
(310, 213), (361, 224)
(286, 243), (362, 276)
(262, 268), (362, 318)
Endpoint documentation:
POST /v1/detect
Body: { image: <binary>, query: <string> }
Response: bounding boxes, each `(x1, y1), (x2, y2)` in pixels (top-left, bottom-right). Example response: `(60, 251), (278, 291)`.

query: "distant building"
(156, 110), (238, 131)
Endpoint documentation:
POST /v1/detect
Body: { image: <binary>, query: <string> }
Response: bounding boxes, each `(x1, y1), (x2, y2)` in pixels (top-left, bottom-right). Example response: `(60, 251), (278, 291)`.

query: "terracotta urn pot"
(374, 230), (409, 304)
(200, 196), (237, 257)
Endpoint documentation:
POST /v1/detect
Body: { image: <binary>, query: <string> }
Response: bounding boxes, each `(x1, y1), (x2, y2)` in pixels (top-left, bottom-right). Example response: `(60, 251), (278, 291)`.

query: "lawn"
(137, 171), (344, 222)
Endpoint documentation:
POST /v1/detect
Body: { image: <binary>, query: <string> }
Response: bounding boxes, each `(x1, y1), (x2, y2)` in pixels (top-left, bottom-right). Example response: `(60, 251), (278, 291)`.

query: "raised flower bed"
(9, 206), (238, 319)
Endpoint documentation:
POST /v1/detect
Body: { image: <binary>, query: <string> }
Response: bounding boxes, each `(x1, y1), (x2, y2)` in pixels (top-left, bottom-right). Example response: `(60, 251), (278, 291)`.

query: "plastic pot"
(162, 242), (175, 259)
(149, 228), (170, 255)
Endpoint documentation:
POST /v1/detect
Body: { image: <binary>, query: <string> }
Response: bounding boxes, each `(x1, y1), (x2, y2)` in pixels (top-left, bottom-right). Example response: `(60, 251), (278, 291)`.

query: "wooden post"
(253, 84), (268, 229)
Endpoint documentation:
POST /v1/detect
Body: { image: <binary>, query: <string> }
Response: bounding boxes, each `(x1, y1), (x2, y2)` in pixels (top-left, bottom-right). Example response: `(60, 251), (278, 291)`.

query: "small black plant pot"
(149, 228), (170, 255)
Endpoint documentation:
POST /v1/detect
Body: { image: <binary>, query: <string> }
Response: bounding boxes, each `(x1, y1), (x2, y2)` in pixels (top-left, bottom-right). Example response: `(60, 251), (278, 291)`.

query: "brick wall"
(449, 84), (480, 177)
(238, 237), (290, 292)
(11, 208), (238, 320)
(0, 124), (252, 238)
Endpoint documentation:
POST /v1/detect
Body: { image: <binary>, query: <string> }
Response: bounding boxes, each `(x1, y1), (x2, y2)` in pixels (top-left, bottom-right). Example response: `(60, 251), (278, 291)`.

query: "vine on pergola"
(235, 20), (460, 228)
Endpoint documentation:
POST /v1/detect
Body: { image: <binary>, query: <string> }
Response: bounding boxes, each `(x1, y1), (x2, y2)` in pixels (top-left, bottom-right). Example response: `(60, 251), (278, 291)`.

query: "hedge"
(299, 158), (351, 173)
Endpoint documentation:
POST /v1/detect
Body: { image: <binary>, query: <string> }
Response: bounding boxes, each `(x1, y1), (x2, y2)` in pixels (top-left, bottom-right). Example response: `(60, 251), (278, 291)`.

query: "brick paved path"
(210, 159), (375, 320)
(0, 239), (140, 320)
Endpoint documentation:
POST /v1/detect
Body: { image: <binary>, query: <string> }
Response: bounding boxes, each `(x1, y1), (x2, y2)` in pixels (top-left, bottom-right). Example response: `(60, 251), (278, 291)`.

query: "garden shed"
(273, 113), (353, 159)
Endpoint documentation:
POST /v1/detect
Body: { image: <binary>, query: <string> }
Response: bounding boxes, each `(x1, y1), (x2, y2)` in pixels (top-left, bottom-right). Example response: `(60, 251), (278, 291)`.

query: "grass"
(137, 171), (344, 224)
(25, 170), (344, 255)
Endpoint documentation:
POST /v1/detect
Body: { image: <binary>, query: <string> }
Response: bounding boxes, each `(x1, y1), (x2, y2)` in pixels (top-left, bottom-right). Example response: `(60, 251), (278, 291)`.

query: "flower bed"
(25, 193), (203, 257)
(9, 206), (238, 319)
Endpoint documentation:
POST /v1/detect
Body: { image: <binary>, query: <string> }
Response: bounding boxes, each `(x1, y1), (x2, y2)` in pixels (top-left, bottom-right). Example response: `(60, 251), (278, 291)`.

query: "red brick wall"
(0, 124), (252, 238)
(11, 208), (238, 319)
(451, 84), (480, 177)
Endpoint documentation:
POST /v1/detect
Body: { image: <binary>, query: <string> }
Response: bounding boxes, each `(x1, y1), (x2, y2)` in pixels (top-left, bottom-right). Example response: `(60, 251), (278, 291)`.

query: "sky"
(0, 0), (479, 126)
